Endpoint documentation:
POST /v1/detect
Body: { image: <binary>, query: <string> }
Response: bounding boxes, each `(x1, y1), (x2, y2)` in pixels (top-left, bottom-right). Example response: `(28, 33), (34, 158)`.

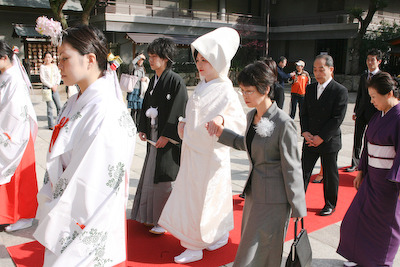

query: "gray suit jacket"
(219, 102), (307, 217)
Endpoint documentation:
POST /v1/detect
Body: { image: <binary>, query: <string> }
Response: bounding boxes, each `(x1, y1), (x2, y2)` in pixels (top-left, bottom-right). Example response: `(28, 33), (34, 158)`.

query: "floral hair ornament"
(107, 53), (123, 71)
(35, 16), (63, 46)
(12, 46), (19, 54)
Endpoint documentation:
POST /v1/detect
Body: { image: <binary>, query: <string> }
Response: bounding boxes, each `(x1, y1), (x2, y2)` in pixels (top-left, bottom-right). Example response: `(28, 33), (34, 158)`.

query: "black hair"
(278, 56), (287, 63)
(147, 38), (177, 68)
(368, 72), (398, 98)
(193, 49), (199, 61)
(43, 51), (53, 59)
(263, 57), (278, 79)
(367, 48), (383, 61)
(315, 54), (334, 68)
(61, 25), (108, 72)
(0, 40), (14, 62)
(237, 61), (276, 98)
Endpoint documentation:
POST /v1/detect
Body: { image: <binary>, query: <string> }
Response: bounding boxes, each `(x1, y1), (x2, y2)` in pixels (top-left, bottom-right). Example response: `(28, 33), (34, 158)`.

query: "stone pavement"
(0, 85), (399, 267)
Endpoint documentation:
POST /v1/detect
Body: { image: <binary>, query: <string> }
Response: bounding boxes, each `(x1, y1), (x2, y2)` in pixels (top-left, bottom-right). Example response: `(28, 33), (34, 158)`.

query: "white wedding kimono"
(159, 77), (246, 249)
(0, 64), (37, 184)
(34, 76), (136, 266)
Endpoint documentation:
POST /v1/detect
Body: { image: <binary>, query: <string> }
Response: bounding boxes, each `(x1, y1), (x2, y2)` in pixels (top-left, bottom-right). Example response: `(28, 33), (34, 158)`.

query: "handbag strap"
(294, 218), (305, 241)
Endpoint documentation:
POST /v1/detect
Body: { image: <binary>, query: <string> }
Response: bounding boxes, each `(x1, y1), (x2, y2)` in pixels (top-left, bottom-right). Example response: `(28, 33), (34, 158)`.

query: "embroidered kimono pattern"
(34, 76), (136, 267)
(159, 27), (246, 250)
(0, 63), (38, 224)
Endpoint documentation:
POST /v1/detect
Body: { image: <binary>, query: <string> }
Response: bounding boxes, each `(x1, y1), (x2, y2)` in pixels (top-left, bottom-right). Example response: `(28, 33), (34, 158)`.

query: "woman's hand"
(155, 136), (169, 148)
(51, 85), (58, 92)
(206, 116), (224, 137)
(178, 122), (185, 140)
(353, 171), (363, 190)
(293, 217), (303, 222)
(138, 132), (147, 141)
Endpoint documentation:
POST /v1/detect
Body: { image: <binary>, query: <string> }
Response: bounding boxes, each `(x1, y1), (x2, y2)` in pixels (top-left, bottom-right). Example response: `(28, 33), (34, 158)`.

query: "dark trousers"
(290, 93), (304, 119)
(131, 108), (141, 127)
(351, 115), (368, 168)
(302, 149), (339, 209)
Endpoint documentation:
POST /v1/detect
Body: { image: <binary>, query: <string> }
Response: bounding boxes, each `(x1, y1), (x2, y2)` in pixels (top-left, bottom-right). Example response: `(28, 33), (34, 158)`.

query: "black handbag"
(285, 218), (312, 267)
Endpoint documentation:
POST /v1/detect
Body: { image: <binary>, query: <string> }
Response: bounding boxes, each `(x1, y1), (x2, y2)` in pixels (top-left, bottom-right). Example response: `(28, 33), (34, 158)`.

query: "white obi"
(368, 142), (395, 169)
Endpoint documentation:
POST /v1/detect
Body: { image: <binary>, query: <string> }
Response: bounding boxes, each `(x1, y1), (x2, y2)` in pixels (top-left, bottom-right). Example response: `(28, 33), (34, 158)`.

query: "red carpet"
(7, 167), (357, 266)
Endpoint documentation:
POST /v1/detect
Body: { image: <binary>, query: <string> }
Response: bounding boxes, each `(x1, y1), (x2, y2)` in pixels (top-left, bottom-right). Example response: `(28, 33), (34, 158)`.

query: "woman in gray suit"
(207, 61), (307, 266)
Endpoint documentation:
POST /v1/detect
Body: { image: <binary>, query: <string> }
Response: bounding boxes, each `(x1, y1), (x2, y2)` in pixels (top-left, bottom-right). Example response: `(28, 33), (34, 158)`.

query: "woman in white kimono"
(0, 40), (38, 232)
(33, 25), (136, 266)
(158, 27), (246, 264)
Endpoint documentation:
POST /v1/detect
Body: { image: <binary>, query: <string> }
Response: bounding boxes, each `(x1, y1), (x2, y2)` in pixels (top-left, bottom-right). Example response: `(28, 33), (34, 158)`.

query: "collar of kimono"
(49, 117), (69, 152)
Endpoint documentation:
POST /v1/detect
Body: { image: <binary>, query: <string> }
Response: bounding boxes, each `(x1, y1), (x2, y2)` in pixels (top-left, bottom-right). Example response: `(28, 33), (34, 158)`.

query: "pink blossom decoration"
(35, 16), (63, 45)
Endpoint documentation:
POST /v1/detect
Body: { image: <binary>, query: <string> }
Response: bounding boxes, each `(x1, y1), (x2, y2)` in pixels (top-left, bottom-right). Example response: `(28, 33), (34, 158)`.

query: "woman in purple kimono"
(337, 72), (400, 267)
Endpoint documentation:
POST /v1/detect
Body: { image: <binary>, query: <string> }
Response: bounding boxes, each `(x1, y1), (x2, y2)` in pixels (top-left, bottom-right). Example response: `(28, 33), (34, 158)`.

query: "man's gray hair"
(316, 54), (334, 67)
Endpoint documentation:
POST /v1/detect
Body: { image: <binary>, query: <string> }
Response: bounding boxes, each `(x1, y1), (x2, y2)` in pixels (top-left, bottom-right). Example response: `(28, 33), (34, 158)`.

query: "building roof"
(0, 0), (82, 11)
(126, 32), (197, 45)
(12, 25), (44, 38)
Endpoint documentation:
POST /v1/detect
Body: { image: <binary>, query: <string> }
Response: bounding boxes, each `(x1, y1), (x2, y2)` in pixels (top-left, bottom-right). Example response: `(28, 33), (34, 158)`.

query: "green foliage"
(231, 39), (265, 72)
(365, 20), (400, 42)
(172, 62), (197, 73)
(361, 20), (400, 71)
(348, 7), (363, 20)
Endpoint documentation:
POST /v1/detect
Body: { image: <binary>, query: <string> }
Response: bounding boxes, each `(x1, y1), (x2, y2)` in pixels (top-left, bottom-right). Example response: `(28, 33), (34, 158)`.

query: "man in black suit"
(345, 49), (381, 172)
(300, 54), (348, 216)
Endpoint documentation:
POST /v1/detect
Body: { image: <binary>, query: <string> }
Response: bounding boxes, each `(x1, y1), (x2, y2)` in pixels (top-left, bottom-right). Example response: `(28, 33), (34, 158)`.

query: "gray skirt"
(131, 123), (173, 225)
(233, 187), (291, 267)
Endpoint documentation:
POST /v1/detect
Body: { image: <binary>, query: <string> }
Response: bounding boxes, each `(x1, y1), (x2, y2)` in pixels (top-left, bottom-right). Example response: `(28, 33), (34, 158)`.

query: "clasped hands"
(302, 131), (323, 147)
(205, 116), (224, 137)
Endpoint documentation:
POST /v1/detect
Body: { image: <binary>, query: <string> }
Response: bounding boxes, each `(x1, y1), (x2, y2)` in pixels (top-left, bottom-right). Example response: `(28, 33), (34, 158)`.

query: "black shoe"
(312, 175), (323, 183)
(345, 166), (357, 172)
(319, 207), (335, 216)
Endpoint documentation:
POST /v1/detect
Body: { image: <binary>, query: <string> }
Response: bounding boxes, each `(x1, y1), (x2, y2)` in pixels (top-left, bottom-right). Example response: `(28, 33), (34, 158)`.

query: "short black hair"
(278, 56), (287, 63)
(238, 61), (276, 98)
(147, 38), (177, 68)
(43, 51), (52, 57)
(0, 40), (14, 62)
(368, 71), (398, 97)
(263, 57), (278, 79)
(367, 48), (383, 61)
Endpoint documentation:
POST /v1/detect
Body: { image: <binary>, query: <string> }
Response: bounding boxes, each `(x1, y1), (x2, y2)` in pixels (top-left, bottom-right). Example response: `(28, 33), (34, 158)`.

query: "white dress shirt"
(317, 77), (332, 100)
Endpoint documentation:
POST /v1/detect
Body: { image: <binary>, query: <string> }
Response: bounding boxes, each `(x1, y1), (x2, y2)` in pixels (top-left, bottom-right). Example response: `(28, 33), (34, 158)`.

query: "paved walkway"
(0, 85), (399, 267)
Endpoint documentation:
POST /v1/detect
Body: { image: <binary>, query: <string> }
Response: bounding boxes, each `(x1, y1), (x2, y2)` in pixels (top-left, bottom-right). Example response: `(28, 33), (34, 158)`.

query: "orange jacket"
(291, 71), (310, 95)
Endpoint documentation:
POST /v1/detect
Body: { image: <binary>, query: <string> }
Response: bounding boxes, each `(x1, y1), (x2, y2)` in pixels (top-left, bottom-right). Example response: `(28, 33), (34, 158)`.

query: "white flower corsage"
(254, 117), (275, 137)
(146, 107), (158, 125)
(166, 94), (171, 100)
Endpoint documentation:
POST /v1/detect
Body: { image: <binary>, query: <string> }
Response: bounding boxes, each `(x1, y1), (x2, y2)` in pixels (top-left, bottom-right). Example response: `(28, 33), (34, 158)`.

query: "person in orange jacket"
(289, 60), (311, 119)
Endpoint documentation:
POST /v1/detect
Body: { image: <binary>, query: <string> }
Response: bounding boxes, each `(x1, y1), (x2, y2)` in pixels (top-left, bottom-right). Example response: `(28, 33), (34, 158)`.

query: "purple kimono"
(337, 103), (400, 266)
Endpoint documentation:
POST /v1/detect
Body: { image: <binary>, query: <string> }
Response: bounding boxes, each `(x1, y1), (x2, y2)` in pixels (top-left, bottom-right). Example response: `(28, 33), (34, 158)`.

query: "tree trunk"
(350, 34), (362, 75)
(80, 0), (98, 25)
(49, 0), (68, 28)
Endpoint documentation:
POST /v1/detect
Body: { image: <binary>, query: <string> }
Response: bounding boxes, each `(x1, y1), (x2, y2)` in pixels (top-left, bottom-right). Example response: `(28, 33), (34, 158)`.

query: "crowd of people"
(1, 23), (400, 267)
